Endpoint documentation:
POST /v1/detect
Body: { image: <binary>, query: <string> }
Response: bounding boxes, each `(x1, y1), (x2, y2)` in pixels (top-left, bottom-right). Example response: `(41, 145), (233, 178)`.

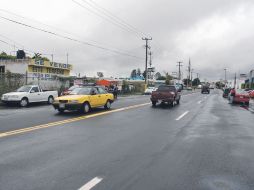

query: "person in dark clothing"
(113, 85), (118, 99)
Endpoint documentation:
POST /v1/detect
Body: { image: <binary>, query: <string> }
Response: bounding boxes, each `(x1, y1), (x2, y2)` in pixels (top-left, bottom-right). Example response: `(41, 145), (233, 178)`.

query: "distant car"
(228, 89), (250, 105)
(144, 87), (157, 95)
(201, 86), (210, 94)
(222, 88), (230, 98)
(186, 87), (192, 91)
(209, 85), (215, 89)
(150, 85), (181, 107)
(53, 86), (114, 113)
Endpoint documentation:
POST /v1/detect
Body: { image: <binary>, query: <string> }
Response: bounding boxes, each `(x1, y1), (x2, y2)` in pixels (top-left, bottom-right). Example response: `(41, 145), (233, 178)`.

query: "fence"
(0, 72), (72, 97)
(0, 72), (26, 97)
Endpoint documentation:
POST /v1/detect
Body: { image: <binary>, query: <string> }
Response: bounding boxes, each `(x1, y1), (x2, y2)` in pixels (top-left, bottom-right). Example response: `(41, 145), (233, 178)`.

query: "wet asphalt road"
(1, 89), (254, 190)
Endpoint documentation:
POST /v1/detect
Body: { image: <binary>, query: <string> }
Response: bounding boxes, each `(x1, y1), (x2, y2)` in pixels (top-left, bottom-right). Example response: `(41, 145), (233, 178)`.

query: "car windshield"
(158, 85), (175, 91)
(16, 86), (32, 92)
(70, 87), (92, 95)
(68, 86), (78, 91)
(236, 89), (248, 94)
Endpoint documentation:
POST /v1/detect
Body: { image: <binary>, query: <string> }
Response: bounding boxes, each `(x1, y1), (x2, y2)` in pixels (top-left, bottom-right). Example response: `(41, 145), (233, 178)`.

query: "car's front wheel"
(104, 100), (111, 110)
(152, 101), (156, 106)
(20, 98), (29, 107)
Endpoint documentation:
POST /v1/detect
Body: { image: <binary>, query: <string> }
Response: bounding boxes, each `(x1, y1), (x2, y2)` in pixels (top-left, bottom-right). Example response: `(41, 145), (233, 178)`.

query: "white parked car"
(144, 87), (157, 95)
(1, 85), (58, 107)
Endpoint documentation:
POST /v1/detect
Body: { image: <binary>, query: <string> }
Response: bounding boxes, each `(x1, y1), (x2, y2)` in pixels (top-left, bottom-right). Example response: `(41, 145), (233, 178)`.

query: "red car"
(229, 89), (250, 105)
(247, 90), (254, 98)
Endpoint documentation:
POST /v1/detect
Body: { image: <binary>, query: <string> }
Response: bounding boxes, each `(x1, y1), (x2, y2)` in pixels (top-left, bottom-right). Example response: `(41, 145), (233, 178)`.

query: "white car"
(144, 87), (157, 95)
(1, 85), (58, 107)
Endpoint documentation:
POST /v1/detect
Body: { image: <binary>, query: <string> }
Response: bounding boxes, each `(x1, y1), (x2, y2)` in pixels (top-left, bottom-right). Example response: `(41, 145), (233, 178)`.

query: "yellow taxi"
(53, 86), (114, 113)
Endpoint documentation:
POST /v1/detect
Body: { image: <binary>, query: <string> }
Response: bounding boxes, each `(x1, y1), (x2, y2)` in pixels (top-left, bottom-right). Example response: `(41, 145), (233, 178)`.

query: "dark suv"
(201, 85), (210, 94)
(151, 85), (181, 106)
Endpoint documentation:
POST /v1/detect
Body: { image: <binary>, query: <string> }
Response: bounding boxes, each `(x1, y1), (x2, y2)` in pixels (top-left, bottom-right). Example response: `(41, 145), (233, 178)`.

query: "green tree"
(157, 76), (166, 80)
(165, 72), (173, 85)
(192, 78), (200, 86)
(183, 78), (191, 86)
(137, 68), (141, 77)
(130, 69), (137, 78)
(142, 70), (146, 79)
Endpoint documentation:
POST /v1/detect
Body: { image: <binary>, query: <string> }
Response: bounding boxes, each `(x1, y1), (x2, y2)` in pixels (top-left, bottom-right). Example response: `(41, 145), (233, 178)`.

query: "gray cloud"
(1, 0), (254, 80)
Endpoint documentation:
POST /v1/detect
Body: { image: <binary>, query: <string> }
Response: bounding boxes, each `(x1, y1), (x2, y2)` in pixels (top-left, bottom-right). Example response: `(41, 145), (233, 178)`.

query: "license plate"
(59, 103), (65, 108)
(240, 96), (243, 98)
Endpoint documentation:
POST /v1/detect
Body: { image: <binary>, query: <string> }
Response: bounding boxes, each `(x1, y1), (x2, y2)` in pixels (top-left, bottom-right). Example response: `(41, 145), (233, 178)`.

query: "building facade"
(0, 59), (73, 89)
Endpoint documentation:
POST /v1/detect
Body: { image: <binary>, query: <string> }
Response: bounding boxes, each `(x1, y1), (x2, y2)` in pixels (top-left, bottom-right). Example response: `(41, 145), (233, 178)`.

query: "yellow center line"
(0, 102), (150, 138)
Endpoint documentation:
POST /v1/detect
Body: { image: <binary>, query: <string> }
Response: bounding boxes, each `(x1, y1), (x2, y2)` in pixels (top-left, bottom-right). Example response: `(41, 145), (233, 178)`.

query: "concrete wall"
(0, 59), (28, 74)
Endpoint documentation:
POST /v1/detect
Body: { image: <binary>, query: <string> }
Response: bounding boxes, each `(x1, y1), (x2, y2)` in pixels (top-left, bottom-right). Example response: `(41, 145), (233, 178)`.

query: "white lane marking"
(197, 100), (202, 104)
(78, 177), (103, 190)
(176, 111), (189, 121)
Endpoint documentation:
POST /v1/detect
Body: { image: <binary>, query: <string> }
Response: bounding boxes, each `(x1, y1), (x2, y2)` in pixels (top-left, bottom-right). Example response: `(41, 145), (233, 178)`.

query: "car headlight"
(69, 100), (79, 103)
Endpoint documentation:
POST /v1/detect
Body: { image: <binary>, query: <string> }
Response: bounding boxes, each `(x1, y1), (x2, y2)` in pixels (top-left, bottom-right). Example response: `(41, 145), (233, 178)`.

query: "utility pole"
(234, 72), (237, 88)
(187, 58), (191, 87)
(142, 37), (152, 85)
(176, 61), (183, 83)
(224, 68), (227, 85)
(191, 69), (194, 86)
(148, 51), (152, 67)
(67, 53), (69, 65)
(51, 54), (54, 63)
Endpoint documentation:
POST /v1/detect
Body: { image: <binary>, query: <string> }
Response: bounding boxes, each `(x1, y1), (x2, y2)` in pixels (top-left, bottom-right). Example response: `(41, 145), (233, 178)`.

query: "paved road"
(1, 89), (254, 190)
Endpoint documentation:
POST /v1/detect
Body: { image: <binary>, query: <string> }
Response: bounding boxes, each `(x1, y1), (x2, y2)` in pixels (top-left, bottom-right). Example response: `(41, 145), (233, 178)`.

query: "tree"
(183, 78), (191, 86)
(142, 70), (146, 79)
(0, 52), (7, 56)
(165, 72), (173, 85)
(157, 76), (166, 80)
(97, 72), (104, 78)
(32, 53), (49, 61)
(154, 72), (161, 79)
(192, 78), (200, 86)
(130, 69), (137, 78)
(137, 68), (141, 77)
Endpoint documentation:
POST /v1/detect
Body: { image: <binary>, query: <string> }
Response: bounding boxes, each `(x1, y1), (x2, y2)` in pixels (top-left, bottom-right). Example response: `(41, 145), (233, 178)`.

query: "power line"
(0, 15), (142, 59)
(71, 0), (139, 36)
(80, 0), (146, 36)
(0, 9), (138, 56)
(71, 0), (169, 61)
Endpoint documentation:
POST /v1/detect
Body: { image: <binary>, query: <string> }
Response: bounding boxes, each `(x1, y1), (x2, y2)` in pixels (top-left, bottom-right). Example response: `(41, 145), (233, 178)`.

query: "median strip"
(0, 102), (150, 138)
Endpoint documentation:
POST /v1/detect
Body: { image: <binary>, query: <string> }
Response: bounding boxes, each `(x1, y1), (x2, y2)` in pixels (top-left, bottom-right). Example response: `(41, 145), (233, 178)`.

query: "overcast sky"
(1, 0), (254, 80)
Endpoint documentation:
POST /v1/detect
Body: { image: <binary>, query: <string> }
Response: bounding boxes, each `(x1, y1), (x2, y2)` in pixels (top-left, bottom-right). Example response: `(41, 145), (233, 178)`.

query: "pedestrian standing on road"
(113, 85), (118, 99)
(229, 88), (235, 104)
